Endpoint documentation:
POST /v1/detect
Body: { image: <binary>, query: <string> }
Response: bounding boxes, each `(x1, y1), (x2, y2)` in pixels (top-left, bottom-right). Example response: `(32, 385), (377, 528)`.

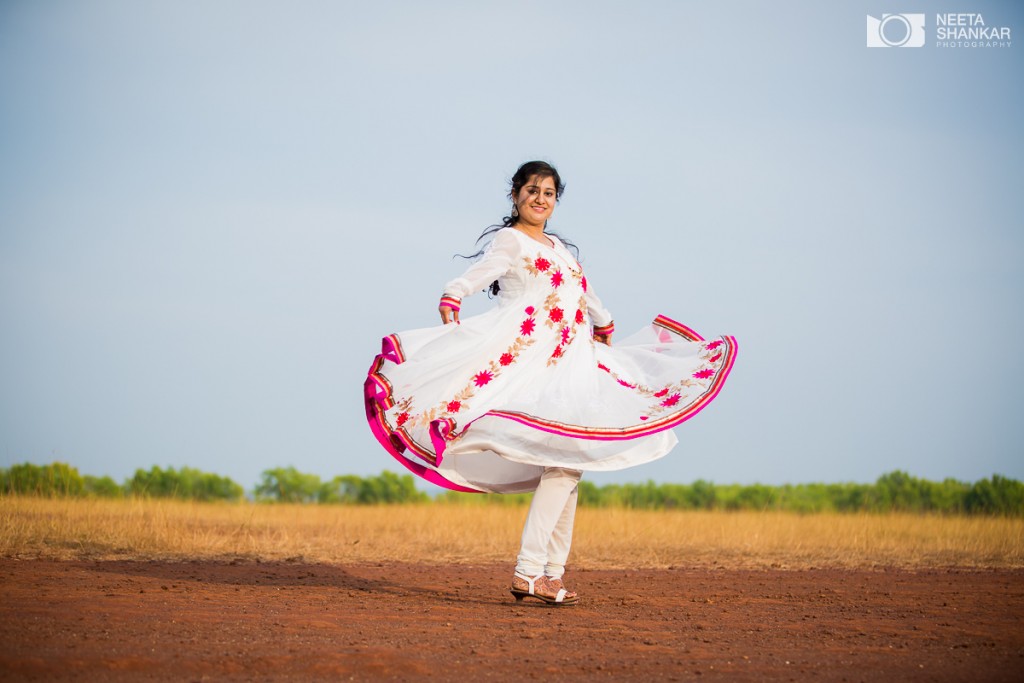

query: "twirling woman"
(365, 160), (737, 604)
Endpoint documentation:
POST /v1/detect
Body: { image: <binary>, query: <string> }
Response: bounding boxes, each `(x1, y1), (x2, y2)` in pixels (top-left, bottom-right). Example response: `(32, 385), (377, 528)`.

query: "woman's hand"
(439, 304), (460, 324)
(593, 322), (614, 346)
(439, 295), (461, 324)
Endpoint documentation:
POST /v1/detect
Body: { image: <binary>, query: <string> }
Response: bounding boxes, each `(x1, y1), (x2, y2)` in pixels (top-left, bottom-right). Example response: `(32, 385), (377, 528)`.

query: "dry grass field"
(2, 496), (1022, 569)
(4, 496), (1024, 681)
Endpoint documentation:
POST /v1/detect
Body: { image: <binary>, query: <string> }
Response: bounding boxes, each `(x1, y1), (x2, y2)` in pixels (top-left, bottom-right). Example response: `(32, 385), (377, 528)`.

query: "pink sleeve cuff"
(439, 295), (461, 311)
(593, 322), (615, 336)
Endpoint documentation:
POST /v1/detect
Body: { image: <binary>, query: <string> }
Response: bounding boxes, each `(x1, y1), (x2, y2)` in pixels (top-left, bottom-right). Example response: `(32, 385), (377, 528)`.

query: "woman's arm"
(438, 229), (519, 324)
(585, 281), (614, 346)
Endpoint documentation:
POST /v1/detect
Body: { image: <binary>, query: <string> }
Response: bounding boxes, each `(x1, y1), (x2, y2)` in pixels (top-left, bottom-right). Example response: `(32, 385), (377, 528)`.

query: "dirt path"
(0, 559), (1021, 681)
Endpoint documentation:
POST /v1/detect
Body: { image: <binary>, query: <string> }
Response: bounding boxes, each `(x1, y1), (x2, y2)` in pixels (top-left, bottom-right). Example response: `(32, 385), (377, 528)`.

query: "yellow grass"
(1, 496), (1022, 569)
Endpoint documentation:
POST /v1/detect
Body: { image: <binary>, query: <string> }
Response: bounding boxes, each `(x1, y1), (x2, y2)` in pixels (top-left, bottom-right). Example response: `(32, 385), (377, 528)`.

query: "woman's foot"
(545, 577), (578, 602)
(510, 572), (579, 605)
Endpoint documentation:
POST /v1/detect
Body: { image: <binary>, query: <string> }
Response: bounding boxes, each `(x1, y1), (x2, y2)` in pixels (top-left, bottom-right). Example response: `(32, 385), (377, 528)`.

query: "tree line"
(1, 462), (1022, 514)
(0, 463), (426, 505)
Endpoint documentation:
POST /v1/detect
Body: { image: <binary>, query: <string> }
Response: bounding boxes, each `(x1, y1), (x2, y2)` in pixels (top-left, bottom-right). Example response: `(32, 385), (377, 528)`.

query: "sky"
(1, 1), (1021, 492)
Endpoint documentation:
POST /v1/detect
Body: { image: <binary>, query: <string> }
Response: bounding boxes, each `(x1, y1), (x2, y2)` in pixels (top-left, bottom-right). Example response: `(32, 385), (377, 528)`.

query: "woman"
(365, 161), (737, 605)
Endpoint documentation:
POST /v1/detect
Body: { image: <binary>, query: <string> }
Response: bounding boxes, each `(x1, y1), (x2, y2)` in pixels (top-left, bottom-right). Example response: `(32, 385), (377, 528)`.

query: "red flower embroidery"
(693, 369), (715, 379)
(575, 309), (585, 324)
(525, 306), (535, 316)
(582, 276), (588, 292)
(550, 271), (563, 287)
(617, 379), (636, 389)
(549, 307), (564, 323)
(520, 318), (536, 336)
(706, 340), (723, 350)
(640, 415), (648, 421)
(654, 388), (669, 398)
(709, 353), (722, 363)
(551, 346), (563, 359)
(661, 393), (681, 407)
(446, 401), (461, 413)
(597, 363), (611, 373)
(474, 371), (493, 387)
(396, 412), (410, 426)
(561, 326), (570, 344)
(534, 257), (550, 271)
(499, 353), (514, 366)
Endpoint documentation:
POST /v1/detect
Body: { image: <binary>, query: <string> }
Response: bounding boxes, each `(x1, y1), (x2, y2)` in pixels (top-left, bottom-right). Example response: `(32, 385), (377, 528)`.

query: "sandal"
(545, 577), (578, 602)
(510, 572), (579, 605)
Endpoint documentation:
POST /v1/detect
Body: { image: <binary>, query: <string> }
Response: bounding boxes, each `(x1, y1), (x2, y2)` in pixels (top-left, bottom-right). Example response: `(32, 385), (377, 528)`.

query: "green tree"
(873, 471), (926, 512)
(83, 475), (123, 498)
(125, 466), (243, 501)
(686, 479), (717, 510)
(964, 475), (1024, 515)
(319, 475), (364, 504)
(357, 471), (428, 504)
(254, 467), (322, 503)
(577, 480), (603, 507)
(732, 483), (776, 511)
(1, 462), (84, 496)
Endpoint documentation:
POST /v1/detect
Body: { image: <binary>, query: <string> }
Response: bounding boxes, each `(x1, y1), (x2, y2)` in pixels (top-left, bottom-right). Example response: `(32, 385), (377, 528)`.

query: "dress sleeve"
(442, 229), (520, 302)
(585, 280), (615, 336)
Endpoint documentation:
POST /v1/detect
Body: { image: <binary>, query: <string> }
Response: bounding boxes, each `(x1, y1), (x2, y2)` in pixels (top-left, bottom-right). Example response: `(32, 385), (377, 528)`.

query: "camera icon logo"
(866, 14), (926, 47)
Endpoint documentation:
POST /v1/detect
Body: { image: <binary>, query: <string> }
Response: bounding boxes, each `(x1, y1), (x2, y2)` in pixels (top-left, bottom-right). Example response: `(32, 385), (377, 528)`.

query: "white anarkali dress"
(365, 228), (737, 493)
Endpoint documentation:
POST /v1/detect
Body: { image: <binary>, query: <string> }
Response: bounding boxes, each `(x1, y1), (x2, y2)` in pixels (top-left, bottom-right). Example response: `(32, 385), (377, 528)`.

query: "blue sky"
(1, 1), (1021, 491)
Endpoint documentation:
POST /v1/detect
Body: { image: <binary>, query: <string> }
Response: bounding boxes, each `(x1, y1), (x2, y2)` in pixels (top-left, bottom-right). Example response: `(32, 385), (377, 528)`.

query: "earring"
(511, 205), (519, 217)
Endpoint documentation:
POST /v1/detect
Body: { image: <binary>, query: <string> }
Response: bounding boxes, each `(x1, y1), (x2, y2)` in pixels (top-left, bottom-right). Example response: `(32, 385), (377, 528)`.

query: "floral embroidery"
(525, 253), (587, 370)
(661, 393), (681, 407)
(590, 335), (730, 420)
(389, 244), (612, 436)
(524, 252), (584, 290)
(390, 396), (417, 427)
(544, 295), (589, 367)
(397, 307), (540, 428)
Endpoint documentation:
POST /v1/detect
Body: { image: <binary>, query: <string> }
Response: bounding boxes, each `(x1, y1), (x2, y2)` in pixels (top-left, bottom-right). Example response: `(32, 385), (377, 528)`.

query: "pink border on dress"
(364, 368), (481, 493)
(653, 315), (704, 342)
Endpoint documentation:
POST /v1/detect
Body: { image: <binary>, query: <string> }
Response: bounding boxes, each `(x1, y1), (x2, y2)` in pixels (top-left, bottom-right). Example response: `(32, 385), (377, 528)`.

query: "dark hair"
(458, 161), (579, 295)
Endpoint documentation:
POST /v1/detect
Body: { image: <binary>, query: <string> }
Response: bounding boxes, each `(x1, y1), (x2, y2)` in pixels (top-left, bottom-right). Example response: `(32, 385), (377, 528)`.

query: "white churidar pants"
(515, 467), (582, 579)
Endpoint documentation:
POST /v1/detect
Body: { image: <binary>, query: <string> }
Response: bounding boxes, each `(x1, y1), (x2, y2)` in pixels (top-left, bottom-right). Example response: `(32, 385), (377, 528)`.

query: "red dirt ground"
(0, 559), (1022, 682)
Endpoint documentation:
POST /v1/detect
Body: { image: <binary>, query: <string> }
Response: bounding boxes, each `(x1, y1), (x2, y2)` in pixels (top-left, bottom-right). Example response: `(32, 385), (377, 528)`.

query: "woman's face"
(513, 174), (558, 228)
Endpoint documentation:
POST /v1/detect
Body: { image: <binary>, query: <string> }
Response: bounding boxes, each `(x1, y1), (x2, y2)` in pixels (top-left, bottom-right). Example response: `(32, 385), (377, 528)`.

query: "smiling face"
(513, 174), (558, 228)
